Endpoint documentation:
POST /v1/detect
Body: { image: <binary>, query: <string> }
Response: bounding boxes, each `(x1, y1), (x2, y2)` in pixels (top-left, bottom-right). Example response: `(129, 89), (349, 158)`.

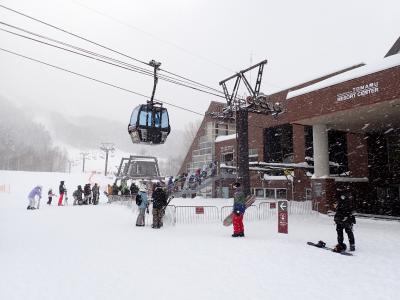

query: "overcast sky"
(0, 0), (399, 130)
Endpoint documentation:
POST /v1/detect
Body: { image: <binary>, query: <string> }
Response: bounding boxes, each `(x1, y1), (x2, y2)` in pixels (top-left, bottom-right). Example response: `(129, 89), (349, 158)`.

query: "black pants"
(336, 224), (355, 246)
(47, 197), (52, 205)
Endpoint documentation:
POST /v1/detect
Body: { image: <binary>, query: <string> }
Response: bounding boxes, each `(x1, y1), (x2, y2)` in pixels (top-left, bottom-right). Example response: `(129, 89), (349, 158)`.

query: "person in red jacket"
(232, 182), (246, 237)
(58, 181), (66, 206)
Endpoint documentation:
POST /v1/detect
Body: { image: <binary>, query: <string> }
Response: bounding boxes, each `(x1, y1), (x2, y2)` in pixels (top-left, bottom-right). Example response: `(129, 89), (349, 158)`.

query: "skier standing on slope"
(58, 181), (66, 206)
(27, 185), (42, 210)
(333, 187), (356, 252)
(151, 183), (168, 229)
(136, 185), (149, 226)
(232, 182), (246, 237)
(47, 188), (56, 205)
(92, 183), (100, 205)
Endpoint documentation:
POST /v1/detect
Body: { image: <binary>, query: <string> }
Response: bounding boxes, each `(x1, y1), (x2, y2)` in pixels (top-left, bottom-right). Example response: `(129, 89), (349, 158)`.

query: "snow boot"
(231, 233), (240, 237)
(350, 244), (355, 251)
(315, 240), (326, 248)
(333, 243), (347, 253)
(239, 232), (245, 237)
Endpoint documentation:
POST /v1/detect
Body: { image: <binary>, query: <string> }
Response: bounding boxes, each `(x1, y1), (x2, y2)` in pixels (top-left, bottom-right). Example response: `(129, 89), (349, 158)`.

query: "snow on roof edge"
(287, 53), (400, 100)
(215, 133), (236, 143)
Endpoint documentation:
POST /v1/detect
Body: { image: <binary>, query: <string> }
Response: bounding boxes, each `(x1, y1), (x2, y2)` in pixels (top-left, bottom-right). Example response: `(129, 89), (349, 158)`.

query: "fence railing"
(175, 206), (220, 224)
(110, 196), (318, 225)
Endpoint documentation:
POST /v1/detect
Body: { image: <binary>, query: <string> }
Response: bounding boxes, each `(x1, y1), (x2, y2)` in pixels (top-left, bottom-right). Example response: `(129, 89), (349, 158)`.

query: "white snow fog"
(1, 1), (400, 300)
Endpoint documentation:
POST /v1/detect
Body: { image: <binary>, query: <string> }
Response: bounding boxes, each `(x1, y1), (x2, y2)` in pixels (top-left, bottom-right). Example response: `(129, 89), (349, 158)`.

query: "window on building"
(264, 124), (293, 163)
(249, 148), (259, 162)
(265, 189), (275, 199)
(276, 189), (287, 199)
(305, 188), (312, 201)
(255, 188), (265, 198)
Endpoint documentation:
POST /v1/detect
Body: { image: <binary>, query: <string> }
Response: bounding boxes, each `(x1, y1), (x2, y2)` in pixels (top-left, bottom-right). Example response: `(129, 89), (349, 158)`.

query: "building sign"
(195, 206), (204, 214)
(278, 201), (288, 234)
(336, 82), (379, 102)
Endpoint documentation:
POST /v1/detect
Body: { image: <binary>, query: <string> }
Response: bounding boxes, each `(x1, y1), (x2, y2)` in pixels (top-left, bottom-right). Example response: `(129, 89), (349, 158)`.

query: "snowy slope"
(0, 171), (399, 300)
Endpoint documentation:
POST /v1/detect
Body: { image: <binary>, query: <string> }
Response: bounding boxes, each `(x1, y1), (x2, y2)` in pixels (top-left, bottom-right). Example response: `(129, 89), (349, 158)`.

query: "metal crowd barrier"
(110, 196), (318, 225)
(175, 206), (220, 224)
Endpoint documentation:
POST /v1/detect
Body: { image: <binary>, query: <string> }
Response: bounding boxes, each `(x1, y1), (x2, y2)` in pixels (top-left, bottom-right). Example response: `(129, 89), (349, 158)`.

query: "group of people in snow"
(72, 182), (100, 205)
(134, 181), (168, 228)
(27, 180), (101, 209)
(26, 175), (356, 252)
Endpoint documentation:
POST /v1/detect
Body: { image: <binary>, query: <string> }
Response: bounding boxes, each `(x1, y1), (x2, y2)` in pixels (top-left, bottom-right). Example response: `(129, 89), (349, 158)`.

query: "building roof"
(287, 53), (400, 99)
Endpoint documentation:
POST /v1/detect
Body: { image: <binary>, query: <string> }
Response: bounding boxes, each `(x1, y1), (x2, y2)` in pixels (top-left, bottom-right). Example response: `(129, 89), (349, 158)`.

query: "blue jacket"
(138, 191), (148, 209)
(28, 186), (42, 199)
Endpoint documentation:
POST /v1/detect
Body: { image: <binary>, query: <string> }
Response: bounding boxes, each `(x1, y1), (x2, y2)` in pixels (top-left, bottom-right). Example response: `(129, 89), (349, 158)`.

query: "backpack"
(136, 194), (142, 206)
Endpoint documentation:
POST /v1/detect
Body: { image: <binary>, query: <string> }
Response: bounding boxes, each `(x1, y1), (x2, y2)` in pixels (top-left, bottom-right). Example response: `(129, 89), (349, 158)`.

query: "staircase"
(173, 173), (236, 198)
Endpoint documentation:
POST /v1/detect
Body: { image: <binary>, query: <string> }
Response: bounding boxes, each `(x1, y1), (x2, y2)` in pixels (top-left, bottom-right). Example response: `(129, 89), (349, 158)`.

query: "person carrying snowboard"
(27, 185), (42, 210)
(333, 187), (356, 252)
(47, 188), (56, 205)
(232, 182), (246, 237)
(135, 185), (149, 226)
(58, 181), (66, 206)
(151, 183), (168, 229)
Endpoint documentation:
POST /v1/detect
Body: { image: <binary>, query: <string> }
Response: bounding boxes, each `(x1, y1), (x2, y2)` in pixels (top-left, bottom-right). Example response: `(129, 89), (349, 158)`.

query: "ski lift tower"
(216, 60), (281, 196)
(100, 142), (115, 176)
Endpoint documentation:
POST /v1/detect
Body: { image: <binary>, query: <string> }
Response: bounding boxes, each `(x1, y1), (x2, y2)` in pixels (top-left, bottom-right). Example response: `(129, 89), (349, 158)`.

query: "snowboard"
(307, 241), (353, 256)
(223, 195), (256, 226)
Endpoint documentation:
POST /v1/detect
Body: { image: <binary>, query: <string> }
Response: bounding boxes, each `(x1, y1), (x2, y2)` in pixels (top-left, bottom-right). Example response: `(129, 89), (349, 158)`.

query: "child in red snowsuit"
(232, 182), (246, 237)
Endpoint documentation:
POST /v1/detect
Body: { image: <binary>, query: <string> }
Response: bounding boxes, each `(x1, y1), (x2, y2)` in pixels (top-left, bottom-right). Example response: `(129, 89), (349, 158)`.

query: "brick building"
(179, 49), (400, 217)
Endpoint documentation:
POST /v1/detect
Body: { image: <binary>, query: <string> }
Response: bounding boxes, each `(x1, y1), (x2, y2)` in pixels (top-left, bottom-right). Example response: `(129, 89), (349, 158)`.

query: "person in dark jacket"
(112, 183), (119, 195)
(47, 188), (56, 205)
(92, 183), (100, 205)
(130, 182), (139, 195)
(58, 181), (66, 206)
(83, 183), (92, 205)
(333, 187), (356, 252)
(73, 185), (84, 205)
(152, 183), (168, 228)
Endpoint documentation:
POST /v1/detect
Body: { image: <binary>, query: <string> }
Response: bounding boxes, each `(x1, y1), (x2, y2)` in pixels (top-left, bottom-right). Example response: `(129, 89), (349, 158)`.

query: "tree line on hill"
(0, 96), (68, 172)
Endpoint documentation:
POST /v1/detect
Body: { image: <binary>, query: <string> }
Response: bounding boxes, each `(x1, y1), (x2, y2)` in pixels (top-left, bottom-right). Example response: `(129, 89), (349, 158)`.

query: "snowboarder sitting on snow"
(232, 182), (246, 237)
(136, 185), (149, 226)
(152, 183), (168, 229)
(333, 187), (356, 252)
(47, 188), (56, 205)
(58, 180), (66, 206)
(73, 185), (83, 205)
(27, 185), (42, 210)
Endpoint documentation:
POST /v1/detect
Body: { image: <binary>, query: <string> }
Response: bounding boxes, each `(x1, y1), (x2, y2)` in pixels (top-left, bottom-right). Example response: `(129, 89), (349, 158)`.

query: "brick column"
(293, 124), (307, 200)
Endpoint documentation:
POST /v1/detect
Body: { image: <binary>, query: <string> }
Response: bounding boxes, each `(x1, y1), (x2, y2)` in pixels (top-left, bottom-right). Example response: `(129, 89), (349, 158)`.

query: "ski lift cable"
(0, 21), (223, 95)
(0, 47), (205, 116)
(0, 4), (224, 95)
(68, 0), (236, 74)
(0, 26), (226, 99)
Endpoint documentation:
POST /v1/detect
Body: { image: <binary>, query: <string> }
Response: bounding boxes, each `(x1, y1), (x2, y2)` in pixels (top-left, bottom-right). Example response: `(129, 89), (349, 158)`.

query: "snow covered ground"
(1, 171), (399, 300)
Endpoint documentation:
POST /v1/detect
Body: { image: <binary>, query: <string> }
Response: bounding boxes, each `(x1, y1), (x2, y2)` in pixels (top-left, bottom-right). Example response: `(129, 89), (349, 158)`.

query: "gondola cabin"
(128, 104), (171, 144)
